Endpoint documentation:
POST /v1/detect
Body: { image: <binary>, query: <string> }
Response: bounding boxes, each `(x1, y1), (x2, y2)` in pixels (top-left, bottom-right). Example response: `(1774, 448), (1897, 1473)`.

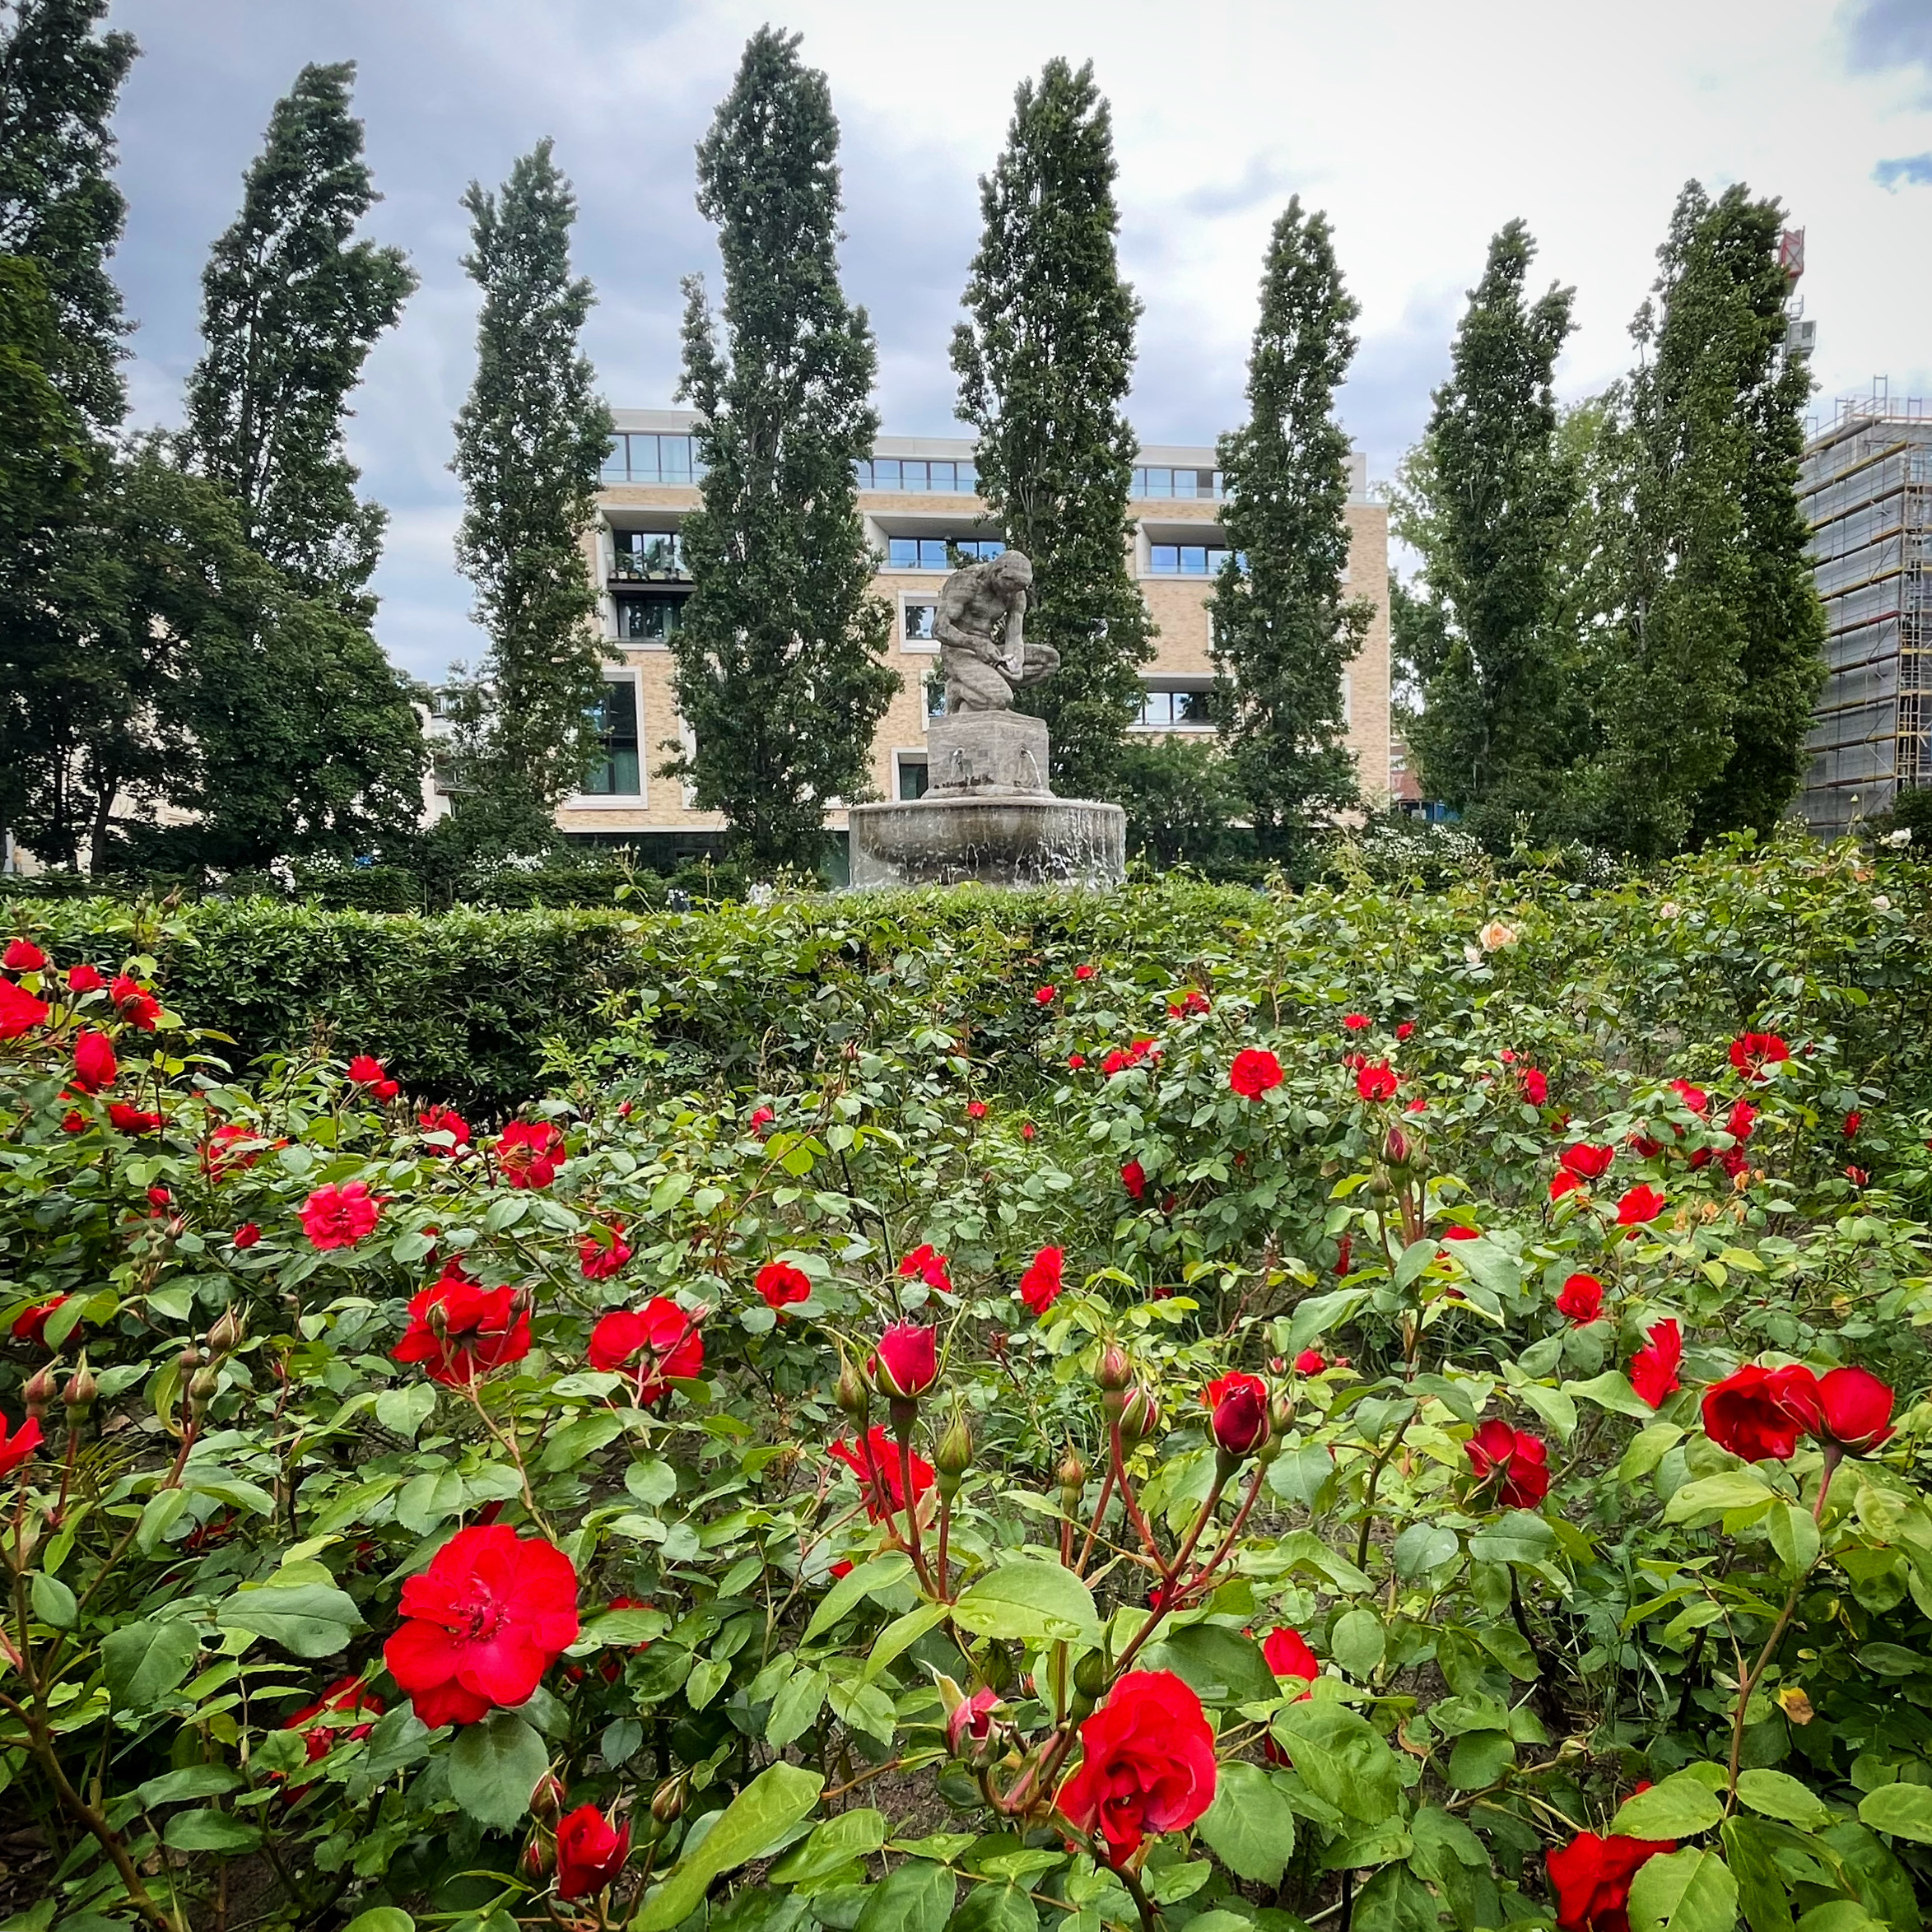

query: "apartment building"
(554, 407), (1390, 864)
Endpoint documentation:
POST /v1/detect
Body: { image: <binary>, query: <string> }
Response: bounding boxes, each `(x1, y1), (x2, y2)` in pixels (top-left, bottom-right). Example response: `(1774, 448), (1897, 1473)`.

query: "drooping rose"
(0, 977), (51, 1040)
(2, 938), (46, 972)
(70, 1031), (117, 1093)
(109, 975), (160, 1030)
(300, 1180), (380, 1250)
(1018, 1246), (1065, 1316)
(1629, 1319), (1683, 1410)
(1120, 1159), (1148, 1202)
(1817, 1365), (1894, 1453)
(1202, 1371), (1269, 1458)
(1545, 1825), (1676, 1932)
(1556, 1273), (1604, 1324)
(12, 1297), (70, 1348)
(1702, 1362), (1823, 1462)
(579, 1227), (631, 1281)
(345, 1054), (400, 1101)
(383, 1524), (579, 1727)
(1729, 1032), (1790, 1081)
(898, 1244), (952, 1293)
(1055, 1669), (1217, 1864)
(106, 1103), (162, 1134)
(496, 1119), (566, 1189)
(1615, 1184), (1665, 1227)
(1668, 1078), (1711, 1116)
(1230, 1048), (1283, 1099)
(0, 1415), (41, 1478)
(589, 1298), (703, 1403)
(1356, 1062), (1398, 1103)
(1293, 1348), (1327, 1374)
(1261, 1626), (1319, 1688)
(829, 1426), (934, 1524)
(755, 1261), (812, 1311)
(874, 1321), (938, 1399)
(1521, 1067), (1549, 1106)
(1464, 1418), (1551, 1509)
(392, 1264), (531, 1387)
(556, 1803), (631, 1901)
(233, 1223), (261, 1249)
(418, 1105), (471, 1152)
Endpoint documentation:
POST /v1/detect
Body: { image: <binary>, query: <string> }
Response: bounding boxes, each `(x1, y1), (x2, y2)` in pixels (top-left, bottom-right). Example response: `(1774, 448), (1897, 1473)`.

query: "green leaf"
(1619, 1422), (1687, 1482)
(767, 1668), (828, 1748)
(771, 1809), (889, 1888)
(1720, 1817), (1792, 1932)
(1735, 1770), (1832, 1831)
(1330, 1608), (1385, 1680)
(827, 1673), (896, 1744)
(1139, 1624), (1277, 1706)
(952, 1560), (1098, 1644)
(375, 1382), (437, 1439)
(630, 1762), (825, 1932)
(342, 1912), (416, 1932)
(1664, 1473), (1776, 1526)
(803, 1554), (911, 1643)
(28, 1572), (76, 1628)
(102, 1618), (199, 1711)
(216, 1583), (363, 1658)
(135, 1487), (192, 1556)
(1269, 1701), (1404, 1823)
(448, 1710), (549, 1832)
(853, 1861), (955, 1932)
(1768, 1506), (1821, 1576)
(1393, 1523), (1459, 1579)
(687, 1657), (731, 1711)
(1627, 1846), (1739, 1932)
(1198, 1761), (1296, 1883)
(1567, 1371), (1664, 1420)
(137, 1766), (243, 1805)
(162, 1809), (261, 1855)
(1856, 1782), (1932, 1844)
(540, 1412), (626, 1473)
(947, 1882), (1038, 1932)
(1616, 1771), (1727, 1840)
(1446, 1729), (1515, 1790)
(864, 1604), (947, 1682)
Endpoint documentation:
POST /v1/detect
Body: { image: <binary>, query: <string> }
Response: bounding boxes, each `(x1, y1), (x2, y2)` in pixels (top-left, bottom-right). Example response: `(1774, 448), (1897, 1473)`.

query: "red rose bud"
(1293, 1348), (1327, 1374)
(1555, 1273), (1604, 1324)
(1096, 1341), (1132, 1394)
(945, 1683), (1002, 1757)
(555, 1803), (631, 1902)
(22, 1364), (58, 1420)
(1381, 1126), (1410, 1166)
(1208, 1372), (1269, 1460)
(874, 1321), (938, 1401)
(1818, 1365), (1894, 1454)
(1057, 1449), (1087, 1504)
(1464, 1418), (1551, 1508)
(1118, 1385), (1158, 1445)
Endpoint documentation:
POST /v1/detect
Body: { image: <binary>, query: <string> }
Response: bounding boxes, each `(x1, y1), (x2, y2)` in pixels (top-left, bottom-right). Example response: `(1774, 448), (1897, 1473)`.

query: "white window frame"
(565, 667), (647, 808)
(894, 750), (931, 801)
(900, 593), (941, 653)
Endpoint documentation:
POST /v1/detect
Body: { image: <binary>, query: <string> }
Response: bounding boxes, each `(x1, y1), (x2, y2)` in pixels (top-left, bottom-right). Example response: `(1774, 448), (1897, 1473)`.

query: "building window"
(582, 678), (641, 794)
(1133, 466), (1226, 500)
(612, 530), (687, 579)
(1148, 542), (1238, 576)
(903, 600), (938, 647)
(924, 670), (947, 722)
(1134, 683), (1217, 729)
(886, 535), (1004, 570)
(897, 755), (930, 799)
(601, 434), (705, 485)
(857, 457), (979, 493)
(619, 594), (687, 641)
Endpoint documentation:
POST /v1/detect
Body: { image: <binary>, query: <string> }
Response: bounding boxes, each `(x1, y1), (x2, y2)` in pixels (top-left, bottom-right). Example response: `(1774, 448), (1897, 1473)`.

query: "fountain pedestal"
(847, 794), (1125, 890)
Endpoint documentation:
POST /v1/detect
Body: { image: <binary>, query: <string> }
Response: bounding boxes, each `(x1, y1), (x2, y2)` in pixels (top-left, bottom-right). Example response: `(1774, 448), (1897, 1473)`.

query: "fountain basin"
(848, 796), (1125, 890)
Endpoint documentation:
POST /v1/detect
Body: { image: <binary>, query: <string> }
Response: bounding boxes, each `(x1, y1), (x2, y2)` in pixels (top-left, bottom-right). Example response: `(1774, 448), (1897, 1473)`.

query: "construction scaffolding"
(1798, 389), (1932, 836)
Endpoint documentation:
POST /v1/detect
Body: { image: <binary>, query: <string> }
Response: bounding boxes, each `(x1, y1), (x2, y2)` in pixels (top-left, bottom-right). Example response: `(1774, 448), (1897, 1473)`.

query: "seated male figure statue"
(933, 551), (1059, 714)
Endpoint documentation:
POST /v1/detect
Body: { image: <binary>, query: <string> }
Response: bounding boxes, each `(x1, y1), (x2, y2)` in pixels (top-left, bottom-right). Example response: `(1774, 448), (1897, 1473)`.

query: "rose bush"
(0, 836), (1930, 1930)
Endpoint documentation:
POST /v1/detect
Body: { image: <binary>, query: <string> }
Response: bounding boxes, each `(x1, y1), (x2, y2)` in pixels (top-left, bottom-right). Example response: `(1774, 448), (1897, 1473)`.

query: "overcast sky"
(101, 0), (1932, 682)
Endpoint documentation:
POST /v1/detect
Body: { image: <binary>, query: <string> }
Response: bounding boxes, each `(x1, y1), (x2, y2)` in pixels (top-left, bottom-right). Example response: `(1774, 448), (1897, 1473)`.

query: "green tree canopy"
(951, 58), (1152, 798)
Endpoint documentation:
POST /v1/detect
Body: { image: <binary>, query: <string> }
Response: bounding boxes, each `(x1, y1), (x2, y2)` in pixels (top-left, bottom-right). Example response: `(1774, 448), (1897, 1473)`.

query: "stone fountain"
(848, 551), (1125, 889)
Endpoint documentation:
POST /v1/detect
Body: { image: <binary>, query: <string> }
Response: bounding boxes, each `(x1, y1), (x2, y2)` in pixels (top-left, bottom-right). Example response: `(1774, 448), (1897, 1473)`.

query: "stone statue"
(934, 551), (1059, 713)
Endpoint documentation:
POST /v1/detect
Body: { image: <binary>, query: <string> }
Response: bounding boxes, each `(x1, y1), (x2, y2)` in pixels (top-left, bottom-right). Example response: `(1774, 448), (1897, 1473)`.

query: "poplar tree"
(672, 28), (896, 873)
(1209, 198), (1369, 855)
(181, 61), (415, 608)
(1397, 221), (1576, 834)
(1597, 182), (1823, 853)
(951, 58), (1152, 798)
(448, 139), (613, 847)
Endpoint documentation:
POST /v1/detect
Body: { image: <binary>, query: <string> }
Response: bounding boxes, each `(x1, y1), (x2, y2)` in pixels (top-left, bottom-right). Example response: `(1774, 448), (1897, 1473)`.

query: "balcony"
(609, 533), (689, 583)
(1132, 464), (1226, 501)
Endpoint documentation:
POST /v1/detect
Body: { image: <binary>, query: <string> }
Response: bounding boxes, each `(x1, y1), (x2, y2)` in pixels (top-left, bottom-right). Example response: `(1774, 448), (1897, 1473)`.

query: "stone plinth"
(927, 712), (1051, 797)
(848, 796), (1125, 890)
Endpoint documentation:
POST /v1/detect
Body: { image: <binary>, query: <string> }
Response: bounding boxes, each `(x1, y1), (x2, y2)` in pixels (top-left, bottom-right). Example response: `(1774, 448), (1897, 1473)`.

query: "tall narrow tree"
(181, 61), (415, 608)
(671, 28), (896, 873)
(1597, 182), (1823, 853)
(447, 139), (613, 849)
(1209, 198), (1369, 855)
(951, 58), (1152, 798)
(1396, 221), (1577, 835)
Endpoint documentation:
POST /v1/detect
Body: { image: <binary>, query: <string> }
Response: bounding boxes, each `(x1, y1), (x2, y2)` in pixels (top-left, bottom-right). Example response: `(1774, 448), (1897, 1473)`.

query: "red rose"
(496, 1120), (565, 1189)
(1440, 1223), (1478, 1242)
(750, 1105), (775, 1134)
(106, 1103), (162, 1134)
(1725, 1099), (1758, 1143)
(233, 1223), (261, 1249)
(1546, 1826), (1675, 1932)
(1627, 1129), (1664, 1159)
(1702, 1362), (1823, 1462)
(1293, 1348), (1327, 1374)
(1035, 985), (1056, 1005)
(1022, 1121), (1036, 1141)
(1616, 1184), (1665, 1227)
(1102, 1049), (1132, 1077)
(12, 1296), (70, 1347)
(1818, 1365), (1894, 1452)
(579, 1227), (632, 1280)
(1842, 1110), (1861, 1138)
(1396, 1021), (1415, 1040)
(345, 1054), (400, 1101)
(899, 1244), (952, 1293)
(1668, 1078), (1711, 1116)
(280, 1676), (384, 1791)
(1521, 1068), (1549, 1106)
(1629, 1319), (1683, 1409)
(1729, 1032), (1790, 1081)
(1356, 1062), (1398, 1103)
(418, 1106), (471, 1152)
(1261, 1626), (1318, 1688)
(1465, 1418), (1550, 1508)
(300, 1180), (380, 1250)
(1333, 1234), (1352, 1276)
(966, 1100), (988, 1120)
(1202, 1371), (1269, 1457)
(0, 977), (51, 1040)
(0, 1416), (42, 1478)
(393, 1264), (531, 1387)
(755, 1261), (812, 1311)
(1120, 1159), (1148, 1202)
(1019, 1245), (1064, 1316)
(1343, 1013), (1369, 1032)
(2, 938), (46, 972)
(203, 1120), (275, 1179)
(1556, 1273), (1604, 1324)
(830, 1426), (934, 1524)
(1056, 1669), (1217, 1864)
(1074, 964), (1095, 980)
(147, 1185), (172, 1210)
(1231, 1048), (1283, 1099)
(109, 974), (160, 1030)
(875, 1320), (938, 1399)
(947, 1684), (1002, 1756)
(383, 1524), (579, 1727)
(1560, 1143), (1614, 1183)
(1845, 1164), (1869, 1188)
(66, 962), (105, 994)
(589, 1298), (703, 1403)
(556, 1803), (631, 1901)
(1068, 1053), (1087, 1069)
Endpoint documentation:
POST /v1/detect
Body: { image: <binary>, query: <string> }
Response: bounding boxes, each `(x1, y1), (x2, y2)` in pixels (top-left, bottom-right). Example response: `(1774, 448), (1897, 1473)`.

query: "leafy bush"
(2, 837), (1930, 1929)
